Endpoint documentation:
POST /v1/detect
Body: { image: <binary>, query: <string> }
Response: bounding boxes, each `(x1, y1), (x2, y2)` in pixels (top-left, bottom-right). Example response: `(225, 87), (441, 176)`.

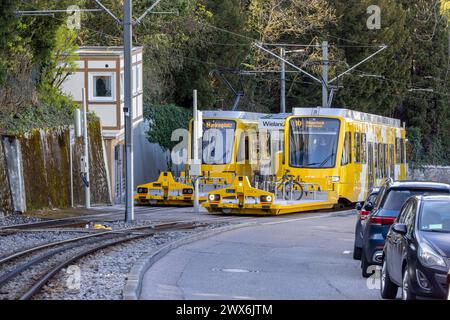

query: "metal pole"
(280, 47), (286, 113)
(82, 88), (91, 209)
(69, 127), (74, 208)
(322, 41), (329, 108)
(124, 0), (134, 222)
(193, 90), (200, 213)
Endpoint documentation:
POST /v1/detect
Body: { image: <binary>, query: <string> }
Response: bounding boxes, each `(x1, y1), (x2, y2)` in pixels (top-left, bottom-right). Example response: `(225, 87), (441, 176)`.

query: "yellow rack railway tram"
(203, 107), (408, 215)
(134, 111), (269, 206)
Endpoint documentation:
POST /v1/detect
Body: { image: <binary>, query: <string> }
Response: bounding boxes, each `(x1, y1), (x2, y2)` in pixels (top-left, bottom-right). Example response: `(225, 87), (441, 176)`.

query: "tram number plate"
(226, 189), (236, 194)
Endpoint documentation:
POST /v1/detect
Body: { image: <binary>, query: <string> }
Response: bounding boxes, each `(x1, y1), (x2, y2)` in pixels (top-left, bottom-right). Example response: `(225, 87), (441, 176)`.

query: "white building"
(62, 46), (144, 203)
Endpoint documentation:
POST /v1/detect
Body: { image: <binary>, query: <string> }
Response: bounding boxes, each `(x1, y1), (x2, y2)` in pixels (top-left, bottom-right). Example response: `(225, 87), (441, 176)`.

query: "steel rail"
(0, 221), (197, 265)
(0, 206), (169, 231)
(19, 222), (198, 300)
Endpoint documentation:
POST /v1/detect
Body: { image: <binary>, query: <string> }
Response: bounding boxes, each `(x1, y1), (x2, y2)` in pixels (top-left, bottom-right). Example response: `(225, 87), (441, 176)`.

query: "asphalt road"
(139, 210), (381, 300)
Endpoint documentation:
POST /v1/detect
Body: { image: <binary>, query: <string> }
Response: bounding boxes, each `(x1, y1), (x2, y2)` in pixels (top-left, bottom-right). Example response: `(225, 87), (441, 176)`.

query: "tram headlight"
(329, 176), (340, 183)
(260, 195), (273, 203)
(209, 194), (220, 201)
(137, 187), (148, 194)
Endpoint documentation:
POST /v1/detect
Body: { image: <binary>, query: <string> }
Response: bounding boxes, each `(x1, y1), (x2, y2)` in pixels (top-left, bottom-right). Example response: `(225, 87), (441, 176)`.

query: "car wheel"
(361, 250), (373, 278)
(380, 259), (398, 299)
(401, 266), (416, 300)
(353, 244), (362, 260)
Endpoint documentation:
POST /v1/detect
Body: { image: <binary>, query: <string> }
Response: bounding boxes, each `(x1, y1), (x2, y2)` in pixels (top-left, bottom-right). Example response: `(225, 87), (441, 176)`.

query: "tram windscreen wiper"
(319, 152), (335, 167)
(305, 162), (321, 167)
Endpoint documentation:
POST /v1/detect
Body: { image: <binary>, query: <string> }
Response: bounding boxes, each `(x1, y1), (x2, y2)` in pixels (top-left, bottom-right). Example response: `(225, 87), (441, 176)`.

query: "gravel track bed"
(0, 231), (87, 257)
(0, 215), (44, 227)
(0, 234), (144, 300)
(0, 220), (155, 257)
(32, 223), (229, 300)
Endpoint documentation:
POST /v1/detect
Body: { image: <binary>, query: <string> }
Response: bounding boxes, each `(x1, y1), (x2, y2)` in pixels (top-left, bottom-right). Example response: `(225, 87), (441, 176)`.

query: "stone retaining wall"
(408, 166), (450, 184)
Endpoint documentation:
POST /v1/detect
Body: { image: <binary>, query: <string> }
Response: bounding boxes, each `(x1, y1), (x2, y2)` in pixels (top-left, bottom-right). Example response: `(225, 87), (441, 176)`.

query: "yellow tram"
(134, 111), (267, 206)
(203, 107), (408, 215)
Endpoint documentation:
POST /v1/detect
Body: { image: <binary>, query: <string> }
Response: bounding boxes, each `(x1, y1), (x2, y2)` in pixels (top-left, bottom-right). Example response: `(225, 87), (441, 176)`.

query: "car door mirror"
(392, 223), (407, 235)
(355, 202), (363, 211)
(364, 202), (374, 212)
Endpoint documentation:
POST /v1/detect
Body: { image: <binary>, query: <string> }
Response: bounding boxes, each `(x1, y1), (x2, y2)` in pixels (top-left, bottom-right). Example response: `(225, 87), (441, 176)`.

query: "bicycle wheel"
(284, 181), (304, 201)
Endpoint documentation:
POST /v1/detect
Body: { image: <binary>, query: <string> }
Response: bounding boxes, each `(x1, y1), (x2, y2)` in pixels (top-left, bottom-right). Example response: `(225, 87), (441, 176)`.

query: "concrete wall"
(408, 166), (450, 184)
(133, 121), (168, 185)
(0, 140), (14, 216)
(133, 121), (184, 186)
(2, 136), (26, 212)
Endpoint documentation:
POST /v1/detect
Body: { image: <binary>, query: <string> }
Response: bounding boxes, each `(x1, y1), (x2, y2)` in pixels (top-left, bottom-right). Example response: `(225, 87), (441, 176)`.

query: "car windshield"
(381, 189), (450, 212)
(201, 119), (236, 165)
(289, 118), (340, 168)
(419, 202), (450, 233)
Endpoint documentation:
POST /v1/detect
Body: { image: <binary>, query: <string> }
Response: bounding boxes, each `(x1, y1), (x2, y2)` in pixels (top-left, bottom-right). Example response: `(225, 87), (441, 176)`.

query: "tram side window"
(390, 144), (395, 178)
(383, 144), (388, 178)
(237, 133), (246, 162)
(395, 138), (402, 164)
(374, 142), (379, 178)
(354, 132), (361, 163)
(377, 143), (383, 179)
(361, 133), (367, 164)
(401, 138), (406, 164)
(341, 132), (352, 166)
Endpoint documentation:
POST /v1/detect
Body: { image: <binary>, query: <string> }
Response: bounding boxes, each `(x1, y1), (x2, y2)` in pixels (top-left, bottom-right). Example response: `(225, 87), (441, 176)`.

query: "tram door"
(367, 142), (374, 192)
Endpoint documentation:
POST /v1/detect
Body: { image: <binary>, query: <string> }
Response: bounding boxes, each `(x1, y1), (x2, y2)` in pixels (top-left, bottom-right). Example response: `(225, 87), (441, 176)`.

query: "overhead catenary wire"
(17, 3), (449, 105)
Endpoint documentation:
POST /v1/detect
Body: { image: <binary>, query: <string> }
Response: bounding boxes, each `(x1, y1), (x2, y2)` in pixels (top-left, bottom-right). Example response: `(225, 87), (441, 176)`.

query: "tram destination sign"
(258, 119), (285, 130)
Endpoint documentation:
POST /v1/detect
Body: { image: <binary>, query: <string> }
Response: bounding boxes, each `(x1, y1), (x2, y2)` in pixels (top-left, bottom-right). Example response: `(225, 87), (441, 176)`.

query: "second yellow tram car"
(203, 107), (408, 215)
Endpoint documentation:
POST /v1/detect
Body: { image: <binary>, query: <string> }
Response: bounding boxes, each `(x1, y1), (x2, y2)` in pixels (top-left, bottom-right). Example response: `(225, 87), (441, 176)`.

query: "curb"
(122, 222), (255, 300)
(330, 209), (355, 217)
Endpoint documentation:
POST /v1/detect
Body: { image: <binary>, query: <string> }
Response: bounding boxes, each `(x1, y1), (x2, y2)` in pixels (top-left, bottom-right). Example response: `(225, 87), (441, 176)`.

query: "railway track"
(0, 206), (170, 232)
(0, 221), (202, 300)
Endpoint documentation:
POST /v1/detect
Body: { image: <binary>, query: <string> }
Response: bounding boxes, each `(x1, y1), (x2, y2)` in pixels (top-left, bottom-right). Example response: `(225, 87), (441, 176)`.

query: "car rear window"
(381, 189), (450, 211)
(419, 202), (450, 233)
(363, 193), (378, 208)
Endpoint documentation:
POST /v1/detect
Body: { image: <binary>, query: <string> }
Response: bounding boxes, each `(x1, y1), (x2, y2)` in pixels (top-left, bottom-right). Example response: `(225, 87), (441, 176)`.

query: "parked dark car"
(381, 195), (450, 300)
(353, 188), (379, 260)
(360, 180), (450, 277)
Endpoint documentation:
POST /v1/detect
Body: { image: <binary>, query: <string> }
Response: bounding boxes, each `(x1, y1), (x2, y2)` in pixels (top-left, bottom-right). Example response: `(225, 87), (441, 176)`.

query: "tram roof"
(293, 107), (402, 128)
(201, 110), (268, 121)
(260, 113), (292, 119)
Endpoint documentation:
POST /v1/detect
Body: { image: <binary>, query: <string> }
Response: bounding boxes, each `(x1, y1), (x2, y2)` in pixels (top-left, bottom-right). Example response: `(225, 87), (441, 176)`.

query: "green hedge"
(143, 104), (192, 152)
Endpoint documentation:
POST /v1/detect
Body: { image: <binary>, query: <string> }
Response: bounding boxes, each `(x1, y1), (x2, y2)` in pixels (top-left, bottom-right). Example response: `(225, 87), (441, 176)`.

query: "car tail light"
(370, 216), (396, 225)
(359, 210), (370, 220)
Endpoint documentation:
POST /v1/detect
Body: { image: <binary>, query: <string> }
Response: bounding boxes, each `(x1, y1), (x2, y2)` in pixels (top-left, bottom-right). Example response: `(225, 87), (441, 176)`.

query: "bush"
(143, 104), (192, 152)
(0, 102), (76, 134)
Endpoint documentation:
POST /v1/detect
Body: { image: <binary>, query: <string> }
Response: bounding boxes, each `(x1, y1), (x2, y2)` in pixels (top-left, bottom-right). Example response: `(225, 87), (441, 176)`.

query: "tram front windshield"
(289, 117), (340, 168)
(202, 119), (236, 165)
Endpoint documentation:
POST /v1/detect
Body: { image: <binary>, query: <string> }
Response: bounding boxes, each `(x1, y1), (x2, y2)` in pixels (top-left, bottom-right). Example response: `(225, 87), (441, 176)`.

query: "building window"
(89, 73), (115, 101)
(134, 64), (142, 93)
